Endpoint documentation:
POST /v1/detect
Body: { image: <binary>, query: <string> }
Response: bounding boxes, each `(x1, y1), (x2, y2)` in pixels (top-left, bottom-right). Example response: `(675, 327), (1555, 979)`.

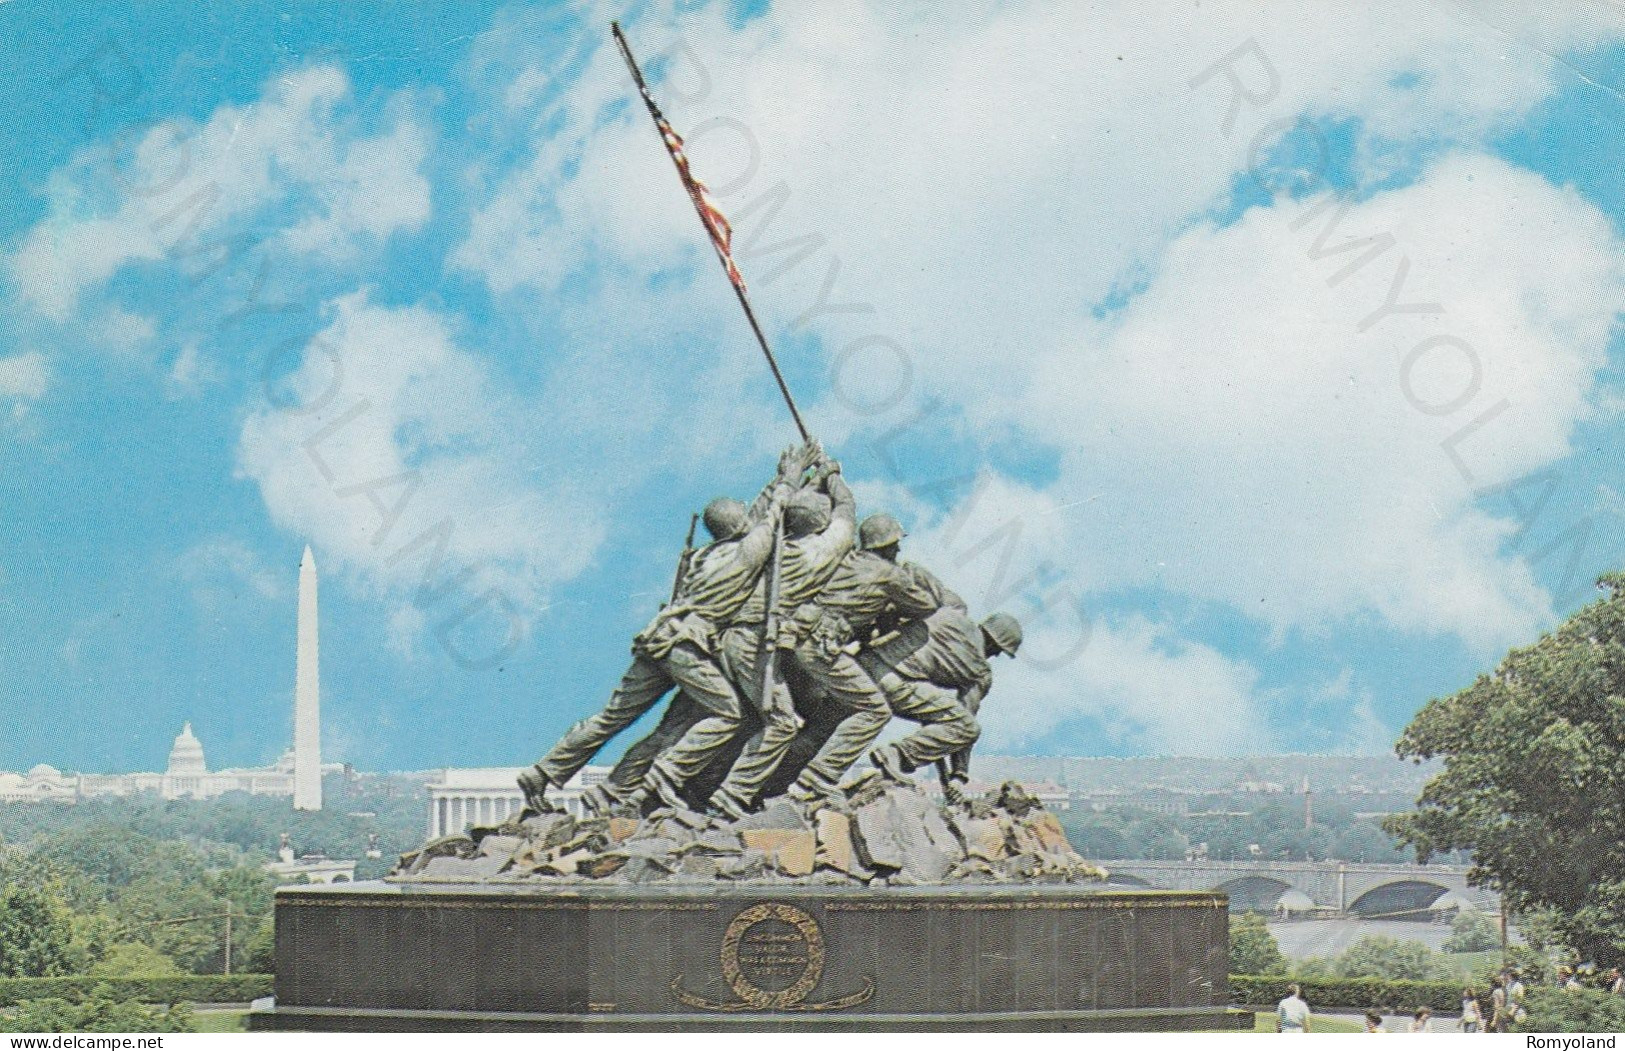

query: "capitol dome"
(166, 723), (207, 776)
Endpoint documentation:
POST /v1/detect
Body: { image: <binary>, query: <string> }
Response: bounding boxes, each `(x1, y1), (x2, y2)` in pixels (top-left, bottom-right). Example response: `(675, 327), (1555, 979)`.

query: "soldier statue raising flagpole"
(513, 24), (1023, 822)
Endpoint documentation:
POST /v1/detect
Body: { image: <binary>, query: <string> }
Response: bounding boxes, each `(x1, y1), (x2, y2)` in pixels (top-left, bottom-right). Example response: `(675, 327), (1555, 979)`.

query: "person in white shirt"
(1277, 984), (1311, 1033)
(1509, 972), (1528, 1025)
(1460, 988), (1484, 1032)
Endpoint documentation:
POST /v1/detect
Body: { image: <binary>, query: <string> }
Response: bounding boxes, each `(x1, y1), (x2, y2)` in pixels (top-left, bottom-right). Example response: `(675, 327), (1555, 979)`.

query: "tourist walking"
(1408, 1007), (1431, 1032)
(1276, 984), (1311, 1033)
(1459, 988), (1483, 1033)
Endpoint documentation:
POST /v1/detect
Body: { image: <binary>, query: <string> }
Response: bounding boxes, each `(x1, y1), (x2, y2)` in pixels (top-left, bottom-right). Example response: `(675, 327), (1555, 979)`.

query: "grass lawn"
(1249, 1013), (1363, 1033)
(193, 1009), (249, 1033)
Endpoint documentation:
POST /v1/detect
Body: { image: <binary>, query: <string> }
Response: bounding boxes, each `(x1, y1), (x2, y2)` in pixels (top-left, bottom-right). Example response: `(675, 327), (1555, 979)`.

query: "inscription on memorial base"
(251, 882), (1244, 1032)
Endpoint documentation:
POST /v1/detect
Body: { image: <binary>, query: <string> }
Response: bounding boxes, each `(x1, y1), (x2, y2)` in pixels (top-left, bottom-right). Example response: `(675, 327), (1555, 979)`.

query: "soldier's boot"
(579, 783), (615, 817)
(785, 779), (838, 815)
(868, 744), (912, 785)
(706, 789), (751, 823)
(516, 766), (560, 818)
(643, 765), (689, 813)
(615, 785), (653, 816)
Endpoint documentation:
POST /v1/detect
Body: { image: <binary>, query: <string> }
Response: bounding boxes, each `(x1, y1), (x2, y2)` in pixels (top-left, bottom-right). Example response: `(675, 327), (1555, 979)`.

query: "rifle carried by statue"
(667, 512), (700, 607)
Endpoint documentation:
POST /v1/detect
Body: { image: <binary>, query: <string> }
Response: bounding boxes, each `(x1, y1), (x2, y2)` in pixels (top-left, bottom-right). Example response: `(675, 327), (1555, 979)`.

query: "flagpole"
(611, 21), (812, 445)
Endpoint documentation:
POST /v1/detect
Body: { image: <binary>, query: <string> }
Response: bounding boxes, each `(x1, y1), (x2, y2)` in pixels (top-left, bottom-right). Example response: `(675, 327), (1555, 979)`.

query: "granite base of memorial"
(250, 780), (1245, 1032)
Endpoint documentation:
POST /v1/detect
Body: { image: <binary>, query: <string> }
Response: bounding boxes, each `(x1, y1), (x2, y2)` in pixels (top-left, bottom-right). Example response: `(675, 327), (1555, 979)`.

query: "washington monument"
(294, 545), (322, 811)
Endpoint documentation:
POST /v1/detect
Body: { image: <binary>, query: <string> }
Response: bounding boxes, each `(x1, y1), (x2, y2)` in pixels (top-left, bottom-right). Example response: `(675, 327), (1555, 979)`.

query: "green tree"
(1443, 909), (1500, 953)
(1386, 573), (1625, 967)
(1229, 912), (1288, 975)
(1332, 822), (1402, 863)
(1516, 907), (1567, 956)
(205, 865), (277, 965)
(240, 915), (276, 975)
(0, 885), (79, 977)
(114, 877), (227, 974)
(87, 942), (184, 978)
(3, 995), (194, 1034)
(1332, 935), (1444, 981)
(1061, 819), (1128, 860)
(1122, 817), (1188, 860)
(1515, 988), (1625, 1034)
(30, 826), (183, 890)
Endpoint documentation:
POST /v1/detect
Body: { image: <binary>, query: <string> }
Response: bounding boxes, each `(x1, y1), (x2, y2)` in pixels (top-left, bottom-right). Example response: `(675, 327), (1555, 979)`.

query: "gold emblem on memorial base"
(672, 902), (874, 1012)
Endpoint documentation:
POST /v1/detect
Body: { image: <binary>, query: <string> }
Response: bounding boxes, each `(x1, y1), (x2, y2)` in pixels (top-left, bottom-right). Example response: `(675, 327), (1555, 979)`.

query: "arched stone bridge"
(1103, 860), (1498, 916)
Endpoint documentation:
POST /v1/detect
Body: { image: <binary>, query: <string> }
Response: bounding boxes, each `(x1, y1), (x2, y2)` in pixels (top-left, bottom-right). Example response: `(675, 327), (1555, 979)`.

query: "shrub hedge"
(1231, 974), (1462, 1012)
(0, 975), (271, 1007)
(1516, 988), (1625, 1034)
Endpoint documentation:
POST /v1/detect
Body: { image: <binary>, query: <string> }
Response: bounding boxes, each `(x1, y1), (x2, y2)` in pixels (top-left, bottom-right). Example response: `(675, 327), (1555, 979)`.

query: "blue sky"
(3, 0), (1625, 774)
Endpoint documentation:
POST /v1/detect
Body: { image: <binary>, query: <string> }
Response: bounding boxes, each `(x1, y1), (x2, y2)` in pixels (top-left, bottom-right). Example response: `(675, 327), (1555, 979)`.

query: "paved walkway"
(1323, 1010), (1473, 1033)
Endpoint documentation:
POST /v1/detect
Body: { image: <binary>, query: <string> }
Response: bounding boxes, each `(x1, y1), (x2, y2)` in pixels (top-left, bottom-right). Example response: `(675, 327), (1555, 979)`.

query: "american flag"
(652, 112), (745, 291)
(631, 91), (746, 292)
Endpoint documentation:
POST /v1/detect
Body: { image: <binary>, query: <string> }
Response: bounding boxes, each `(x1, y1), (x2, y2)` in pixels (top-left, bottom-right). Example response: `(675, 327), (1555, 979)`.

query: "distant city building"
(426, 766), (610, 838)
(76, 723), (305, 801)
(265, 834), (355, 884)
(1071, 787), (1194, 815)
(0, 764), (77, 803)
(3, 545), (331, 807)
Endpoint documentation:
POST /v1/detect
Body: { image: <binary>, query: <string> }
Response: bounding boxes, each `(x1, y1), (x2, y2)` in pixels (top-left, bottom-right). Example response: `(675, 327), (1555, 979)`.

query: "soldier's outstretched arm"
(736, 484), (792, 571)
(825, 469), (857, 535)
(796, 471), (856, 570)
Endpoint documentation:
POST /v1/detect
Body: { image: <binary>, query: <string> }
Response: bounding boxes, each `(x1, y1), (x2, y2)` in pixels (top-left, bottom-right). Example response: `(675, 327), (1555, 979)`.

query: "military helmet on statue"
(784, 490), (833, 538)
(859, 513), (906, 551)
(982, 612), (1024, 655)
(702, 497), (749, 541)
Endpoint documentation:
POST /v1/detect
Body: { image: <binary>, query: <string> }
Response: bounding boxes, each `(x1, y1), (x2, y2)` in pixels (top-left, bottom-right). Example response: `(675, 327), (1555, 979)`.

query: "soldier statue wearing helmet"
(519, 438), (1024, 820)
(517, 443), (814, 815)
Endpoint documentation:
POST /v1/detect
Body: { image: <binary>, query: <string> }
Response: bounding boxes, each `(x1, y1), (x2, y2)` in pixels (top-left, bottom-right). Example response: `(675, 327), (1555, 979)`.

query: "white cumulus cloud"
(237, 293), (605, 624)
(1024, 154), (1625, 651)
(8, 66), (430, 322)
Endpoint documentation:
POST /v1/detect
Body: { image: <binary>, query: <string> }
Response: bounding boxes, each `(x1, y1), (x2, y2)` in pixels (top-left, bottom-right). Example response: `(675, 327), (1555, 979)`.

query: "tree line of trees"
(0, 825), (276, 978)
(1231, 910), (1500, 984)
(0, 773), (432, 982)
(1060, 799), (1418, 864)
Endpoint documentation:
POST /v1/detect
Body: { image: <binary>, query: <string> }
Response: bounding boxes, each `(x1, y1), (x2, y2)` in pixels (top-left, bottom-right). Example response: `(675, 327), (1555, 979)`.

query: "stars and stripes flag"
(612, 21), (812, 444)
(651, 107), (747, 292)
(613, 23), (747, 294)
